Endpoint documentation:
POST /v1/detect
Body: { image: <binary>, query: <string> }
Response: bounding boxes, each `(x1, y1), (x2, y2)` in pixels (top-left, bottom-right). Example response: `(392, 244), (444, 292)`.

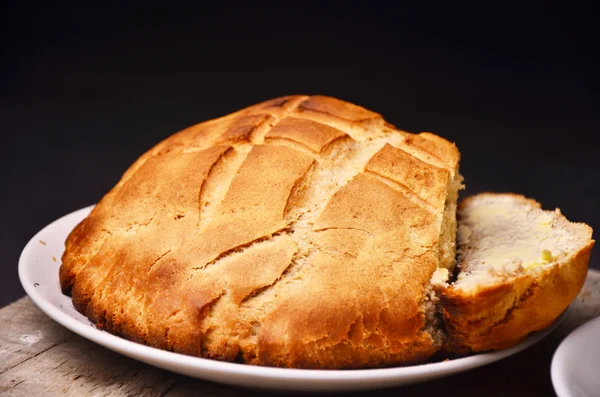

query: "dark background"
(2, 3), (598, 307)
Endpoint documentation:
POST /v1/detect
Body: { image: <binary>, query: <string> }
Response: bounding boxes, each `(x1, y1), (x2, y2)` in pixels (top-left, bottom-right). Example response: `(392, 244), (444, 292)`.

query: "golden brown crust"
(442, 193), (594, 352)
(60, 95), (460, 369)
(297, 95), (380, 122)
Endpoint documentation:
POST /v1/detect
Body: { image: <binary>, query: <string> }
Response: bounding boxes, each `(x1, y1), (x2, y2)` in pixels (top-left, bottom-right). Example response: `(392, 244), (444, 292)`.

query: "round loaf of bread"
(59, 95), (462, 368)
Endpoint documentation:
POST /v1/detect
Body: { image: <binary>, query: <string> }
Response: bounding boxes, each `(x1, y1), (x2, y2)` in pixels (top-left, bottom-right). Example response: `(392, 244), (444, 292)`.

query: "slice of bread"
(440, 193), (594, 352)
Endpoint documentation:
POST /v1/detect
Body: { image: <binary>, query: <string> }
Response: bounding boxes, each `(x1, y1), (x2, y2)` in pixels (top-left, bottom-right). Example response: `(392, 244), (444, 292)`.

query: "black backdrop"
(2, 3), (598, 306)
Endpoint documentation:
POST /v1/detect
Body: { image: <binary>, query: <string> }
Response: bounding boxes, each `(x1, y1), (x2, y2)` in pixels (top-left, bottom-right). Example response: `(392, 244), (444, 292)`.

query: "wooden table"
(1, 270), (599, 396)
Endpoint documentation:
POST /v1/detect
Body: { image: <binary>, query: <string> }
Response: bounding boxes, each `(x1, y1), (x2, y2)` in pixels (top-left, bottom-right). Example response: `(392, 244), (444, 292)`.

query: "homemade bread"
(60, 95), (463, 368)
(59, 95), (593, 368)
(440, 193), (594, 352)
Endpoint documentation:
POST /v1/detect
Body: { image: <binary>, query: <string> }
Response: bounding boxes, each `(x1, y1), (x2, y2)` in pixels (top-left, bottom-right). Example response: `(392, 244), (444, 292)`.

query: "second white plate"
(19, 206), (564, 392)
(552, 315), (600, 397)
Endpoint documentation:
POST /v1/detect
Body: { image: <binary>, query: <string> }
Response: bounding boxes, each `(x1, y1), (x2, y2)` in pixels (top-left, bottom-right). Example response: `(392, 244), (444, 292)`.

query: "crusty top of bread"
(59, 95), (461, 368)
(441, 193), (594, 352)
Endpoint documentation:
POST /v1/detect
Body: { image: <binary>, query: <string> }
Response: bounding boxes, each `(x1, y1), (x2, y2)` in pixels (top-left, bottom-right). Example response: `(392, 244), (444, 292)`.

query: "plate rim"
(18, 206), (564, 391)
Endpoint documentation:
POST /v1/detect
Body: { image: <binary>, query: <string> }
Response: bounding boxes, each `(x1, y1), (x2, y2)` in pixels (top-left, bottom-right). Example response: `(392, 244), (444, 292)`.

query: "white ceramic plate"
(552, 315), (600, 397)
(19, 206), (565, 392)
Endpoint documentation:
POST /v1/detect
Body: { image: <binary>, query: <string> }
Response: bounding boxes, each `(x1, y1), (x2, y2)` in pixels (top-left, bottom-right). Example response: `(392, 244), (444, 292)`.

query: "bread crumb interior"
(453, 195), (587, 292)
